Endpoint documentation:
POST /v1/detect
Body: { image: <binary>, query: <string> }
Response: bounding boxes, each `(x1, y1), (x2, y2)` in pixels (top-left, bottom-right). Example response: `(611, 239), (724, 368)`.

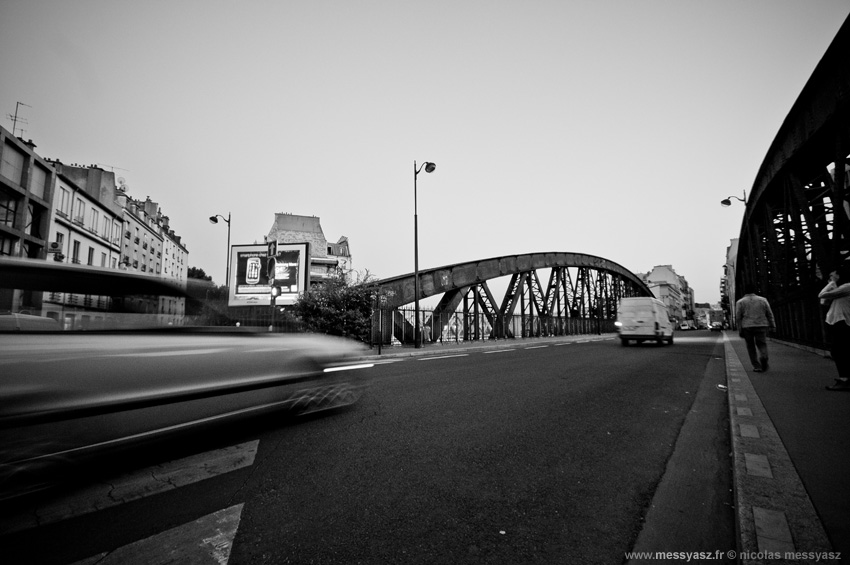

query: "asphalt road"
(2, 332), (735, 564)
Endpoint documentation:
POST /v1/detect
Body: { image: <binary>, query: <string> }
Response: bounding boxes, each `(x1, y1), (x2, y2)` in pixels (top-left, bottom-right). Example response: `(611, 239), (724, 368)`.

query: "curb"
(723, 333), (833, 563)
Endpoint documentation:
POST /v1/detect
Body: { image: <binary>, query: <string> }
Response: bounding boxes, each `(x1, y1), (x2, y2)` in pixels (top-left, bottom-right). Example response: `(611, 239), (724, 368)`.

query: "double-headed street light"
(720, 191), (747, 207)
(414, 160), (436, 348)
(209, 212), (231, 288)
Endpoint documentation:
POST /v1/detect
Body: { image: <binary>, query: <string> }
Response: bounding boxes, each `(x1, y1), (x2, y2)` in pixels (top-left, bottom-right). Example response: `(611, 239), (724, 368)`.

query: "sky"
(2, 0), (848, 305)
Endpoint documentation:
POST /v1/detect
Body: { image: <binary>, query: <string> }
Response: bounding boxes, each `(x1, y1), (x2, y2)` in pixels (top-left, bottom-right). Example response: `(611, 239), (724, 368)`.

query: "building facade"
(266, 213), (351, 284)
(0, 123), (188, 327)
(0, 128), (53, 260)
(639, 264), (693, 324)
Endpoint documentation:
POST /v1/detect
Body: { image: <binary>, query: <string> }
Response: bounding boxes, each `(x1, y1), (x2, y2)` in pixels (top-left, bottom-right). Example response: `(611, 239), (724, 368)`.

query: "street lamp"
(209, 212), (231, 288)
(720, 191), (747, 207)
(414, 160), (436, 348)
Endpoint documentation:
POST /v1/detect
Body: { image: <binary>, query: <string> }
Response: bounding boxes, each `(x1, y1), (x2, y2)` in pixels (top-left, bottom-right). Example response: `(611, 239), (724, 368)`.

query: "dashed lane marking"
(1, 440), (258, 534)
(525, 345), (548, 350)
(69, 503), (244, 565)
(483, 349), (515, 354)
(417, 354), (469, 361)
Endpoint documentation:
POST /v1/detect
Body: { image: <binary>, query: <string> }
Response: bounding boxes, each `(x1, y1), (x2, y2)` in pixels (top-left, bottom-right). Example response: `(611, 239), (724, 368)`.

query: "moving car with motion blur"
(0, 258), (369, 501)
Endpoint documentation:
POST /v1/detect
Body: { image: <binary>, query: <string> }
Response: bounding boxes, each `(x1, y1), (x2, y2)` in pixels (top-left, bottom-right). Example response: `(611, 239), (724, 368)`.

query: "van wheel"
(667, 335), (674, 345)
(621, 338), (629, 346)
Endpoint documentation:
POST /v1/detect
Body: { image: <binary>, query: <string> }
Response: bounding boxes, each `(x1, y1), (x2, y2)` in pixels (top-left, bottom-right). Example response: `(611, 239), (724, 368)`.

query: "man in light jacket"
(735, 284), (776, 372)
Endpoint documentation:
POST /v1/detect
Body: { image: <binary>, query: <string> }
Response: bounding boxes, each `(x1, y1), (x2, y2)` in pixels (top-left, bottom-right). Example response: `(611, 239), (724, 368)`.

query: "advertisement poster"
(227, 242), (309, 307)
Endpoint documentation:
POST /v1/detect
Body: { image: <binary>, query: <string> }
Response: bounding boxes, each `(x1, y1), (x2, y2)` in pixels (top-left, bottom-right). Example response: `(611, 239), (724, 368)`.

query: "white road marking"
(1, 440), (258, 534)
(525, 346), (548, 350)
(484, 349), (515, 354)
(323, 363), (375, 373)
(418, 354), (469, 361)
(105, 348), (232, 357)
(69, 503), (244, 565)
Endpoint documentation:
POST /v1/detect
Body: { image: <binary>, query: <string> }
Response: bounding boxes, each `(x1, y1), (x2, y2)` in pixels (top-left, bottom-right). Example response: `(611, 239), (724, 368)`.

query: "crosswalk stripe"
(69, 503), (244, 565)
(1, 440), (258, 534)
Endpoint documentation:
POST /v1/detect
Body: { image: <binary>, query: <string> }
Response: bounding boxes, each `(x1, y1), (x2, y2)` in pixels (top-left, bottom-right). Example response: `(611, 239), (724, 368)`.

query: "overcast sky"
(3, 0), (848, 304)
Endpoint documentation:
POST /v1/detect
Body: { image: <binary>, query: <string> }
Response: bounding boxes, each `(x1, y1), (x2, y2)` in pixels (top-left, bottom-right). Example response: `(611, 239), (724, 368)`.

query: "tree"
(292, 269), (376, 342)
(187, 266), (212, 282)
(185, 266), (229, 325)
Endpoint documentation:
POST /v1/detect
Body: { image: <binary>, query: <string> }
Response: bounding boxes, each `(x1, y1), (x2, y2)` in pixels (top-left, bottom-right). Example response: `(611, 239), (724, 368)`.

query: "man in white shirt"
(819, 265), (850, 391)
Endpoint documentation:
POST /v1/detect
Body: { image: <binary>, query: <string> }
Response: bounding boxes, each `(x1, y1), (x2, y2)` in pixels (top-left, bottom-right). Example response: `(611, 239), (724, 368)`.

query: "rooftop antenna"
(97, 163), (131, 173)
(7, 102), (31, 137)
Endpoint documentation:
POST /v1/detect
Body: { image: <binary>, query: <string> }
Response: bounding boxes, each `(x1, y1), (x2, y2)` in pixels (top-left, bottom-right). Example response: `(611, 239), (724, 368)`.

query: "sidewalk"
(724, 333), (849, 562)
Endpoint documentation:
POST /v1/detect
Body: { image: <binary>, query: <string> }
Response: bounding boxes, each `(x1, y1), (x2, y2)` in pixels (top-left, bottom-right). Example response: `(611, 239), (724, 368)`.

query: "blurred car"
(679, 323), (690, 330)
(710, 322), (723, 332)
(0, 257), (369, 501)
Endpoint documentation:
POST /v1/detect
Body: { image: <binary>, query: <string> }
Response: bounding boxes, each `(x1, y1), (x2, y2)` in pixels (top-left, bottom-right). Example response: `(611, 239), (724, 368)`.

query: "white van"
(615, 297), (674, 346)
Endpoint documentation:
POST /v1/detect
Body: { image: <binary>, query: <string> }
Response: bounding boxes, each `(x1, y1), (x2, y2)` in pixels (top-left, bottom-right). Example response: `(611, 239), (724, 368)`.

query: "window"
(102, 216), (109, 239)
(87, 247), (94, 266)
(0, 234), (14, 256)
(90, 209), (99, 232)
(101, 252), (107, 267)
(0, 143), (25, 185)
(72, 240), (81, 263)
(0, 186), (19, 227)
(58, 187), (70, 215)
(30, 165), (48, 199)
(73, 199), (85, 223)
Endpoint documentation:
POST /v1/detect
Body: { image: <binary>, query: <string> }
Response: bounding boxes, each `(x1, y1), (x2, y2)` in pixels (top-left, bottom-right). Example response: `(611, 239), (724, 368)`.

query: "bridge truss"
(372, 252), (651, 345)
(734, 16), (850, 349)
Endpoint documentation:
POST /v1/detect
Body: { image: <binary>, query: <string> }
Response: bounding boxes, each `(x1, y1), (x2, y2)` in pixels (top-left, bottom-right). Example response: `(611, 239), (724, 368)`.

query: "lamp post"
(209, 212), (231, 288)
(720, 191), (747, 207)
(414, 160), (436, 348)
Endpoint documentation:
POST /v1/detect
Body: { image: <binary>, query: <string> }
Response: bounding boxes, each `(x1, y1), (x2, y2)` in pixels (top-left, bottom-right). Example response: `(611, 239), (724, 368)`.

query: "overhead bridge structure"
(372, 252), (652, 345)
(732, 15), (850, 350)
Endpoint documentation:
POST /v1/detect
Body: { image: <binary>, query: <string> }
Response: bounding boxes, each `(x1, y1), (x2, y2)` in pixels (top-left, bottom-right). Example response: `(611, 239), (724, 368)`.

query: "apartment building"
(0, 123), (188, 326)
(0, 128), (53, 260)
(639, 264), (693, 323)
(266, 213), (351, 284)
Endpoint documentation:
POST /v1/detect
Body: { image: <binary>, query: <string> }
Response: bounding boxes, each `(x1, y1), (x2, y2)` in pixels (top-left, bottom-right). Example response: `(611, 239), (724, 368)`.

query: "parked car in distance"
(710, 322), (723, 331)
(615, 297), (674, 346)
(679, 323), (690, 330)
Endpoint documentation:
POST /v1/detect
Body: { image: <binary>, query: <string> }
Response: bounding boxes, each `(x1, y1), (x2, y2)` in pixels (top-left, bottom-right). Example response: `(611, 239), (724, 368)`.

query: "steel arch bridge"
(372, 252), (652, 345)
(733, 15), (850, 349)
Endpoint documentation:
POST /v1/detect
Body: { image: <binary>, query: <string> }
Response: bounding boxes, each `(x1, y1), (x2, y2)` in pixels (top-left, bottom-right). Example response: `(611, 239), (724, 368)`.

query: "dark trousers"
(829, 320), (850, 380)
(741, 327), (769, 370)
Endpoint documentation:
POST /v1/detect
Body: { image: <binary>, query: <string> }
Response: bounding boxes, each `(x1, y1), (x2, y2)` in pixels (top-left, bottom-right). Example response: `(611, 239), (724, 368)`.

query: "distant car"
(679, 323), (690, 330)
(710, 322), (723, 332)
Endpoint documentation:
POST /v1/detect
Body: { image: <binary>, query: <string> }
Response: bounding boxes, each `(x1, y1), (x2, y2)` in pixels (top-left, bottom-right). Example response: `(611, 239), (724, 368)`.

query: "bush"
(292, 270), (376, 342)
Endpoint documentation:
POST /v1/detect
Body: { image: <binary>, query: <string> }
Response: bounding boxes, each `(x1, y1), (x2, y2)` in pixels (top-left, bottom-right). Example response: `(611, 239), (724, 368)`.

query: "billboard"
(227, 242), (310, 307)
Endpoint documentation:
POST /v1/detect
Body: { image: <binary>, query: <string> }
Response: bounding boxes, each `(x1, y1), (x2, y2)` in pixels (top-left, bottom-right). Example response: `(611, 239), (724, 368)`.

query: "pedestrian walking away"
(818, 263), (850, 391)
(735, 283), (776, 372)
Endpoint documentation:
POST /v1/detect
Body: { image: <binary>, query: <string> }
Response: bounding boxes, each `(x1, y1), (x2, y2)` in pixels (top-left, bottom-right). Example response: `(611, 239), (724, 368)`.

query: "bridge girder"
(373, 252), (652, 343)
(734, 15), (850, 348)
(375, 252), (651, 309)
